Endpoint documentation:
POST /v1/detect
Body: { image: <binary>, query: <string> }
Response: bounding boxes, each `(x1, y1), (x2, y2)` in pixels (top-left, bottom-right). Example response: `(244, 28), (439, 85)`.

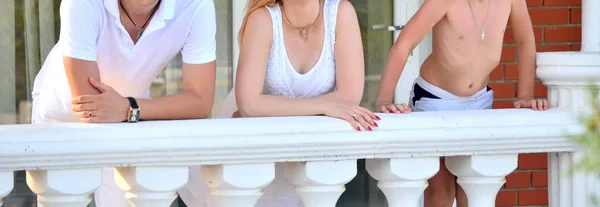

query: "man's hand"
(71, 77), (130, 123)
(514, 96), (549, 111)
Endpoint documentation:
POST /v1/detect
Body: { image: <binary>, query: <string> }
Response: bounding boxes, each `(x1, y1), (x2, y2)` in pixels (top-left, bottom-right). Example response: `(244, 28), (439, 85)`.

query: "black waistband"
(412, 83), (492, 105)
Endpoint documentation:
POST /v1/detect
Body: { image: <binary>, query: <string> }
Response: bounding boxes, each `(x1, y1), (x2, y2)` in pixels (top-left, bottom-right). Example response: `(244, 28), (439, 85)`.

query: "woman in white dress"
(31, 0), (217, 206)
(215, 0), (379, 205)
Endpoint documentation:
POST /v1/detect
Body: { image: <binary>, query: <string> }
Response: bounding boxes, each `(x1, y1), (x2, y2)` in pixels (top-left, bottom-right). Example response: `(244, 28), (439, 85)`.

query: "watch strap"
(126, 97), (139, 109)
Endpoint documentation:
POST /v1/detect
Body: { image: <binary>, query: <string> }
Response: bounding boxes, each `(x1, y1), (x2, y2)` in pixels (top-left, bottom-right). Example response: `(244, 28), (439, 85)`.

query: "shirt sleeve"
(59, 0), (101, 61)
(181, 0), (217, 65)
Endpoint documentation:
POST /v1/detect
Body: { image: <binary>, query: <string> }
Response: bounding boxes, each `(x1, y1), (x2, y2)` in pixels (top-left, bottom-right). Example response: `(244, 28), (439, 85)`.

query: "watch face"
(129, 109), (140, 122)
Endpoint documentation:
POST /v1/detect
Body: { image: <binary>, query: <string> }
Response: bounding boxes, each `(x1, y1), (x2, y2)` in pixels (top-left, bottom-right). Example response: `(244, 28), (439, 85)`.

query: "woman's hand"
(376, 102), (412, 114)
(71, 77), (130, 123)
(323, 102), (380, 131)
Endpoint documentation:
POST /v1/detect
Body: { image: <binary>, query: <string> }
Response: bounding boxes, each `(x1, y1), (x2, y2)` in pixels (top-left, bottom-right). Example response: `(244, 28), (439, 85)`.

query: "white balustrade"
(0, 105), (584, 206)
(284, 160), (357, 207)
(366, 158), (439, 207)
(446, 155), (518, 207)
(115, 167), (188, 207)
(0, 171), (12, 206)
(537, 0), (600, 205)
(201, 163), (274, 207)
(26, 168), (101, 207)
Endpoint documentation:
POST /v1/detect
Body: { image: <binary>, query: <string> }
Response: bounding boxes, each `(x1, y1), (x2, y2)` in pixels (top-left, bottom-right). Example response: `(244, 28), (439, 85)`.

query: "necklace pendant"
(301, 29), (308, 38)
(136, 29), (143, 41)
(481, 31), (486, 40)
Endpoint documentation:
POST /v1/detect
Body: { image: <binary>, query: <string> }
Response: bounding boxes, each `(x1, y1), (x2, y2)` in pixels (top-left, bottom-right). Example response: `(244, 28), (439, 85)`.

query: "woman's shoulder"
(335, 0), (357, 17)
(333, 0), (358, 27)
(247, 7), (274, 28)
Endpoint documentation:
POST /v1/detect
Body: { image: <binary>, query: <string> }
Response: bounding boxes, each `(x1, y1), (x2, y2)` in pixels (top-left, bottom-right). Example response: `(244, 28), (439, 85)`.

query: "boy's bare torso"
(420, 0), (512, 97)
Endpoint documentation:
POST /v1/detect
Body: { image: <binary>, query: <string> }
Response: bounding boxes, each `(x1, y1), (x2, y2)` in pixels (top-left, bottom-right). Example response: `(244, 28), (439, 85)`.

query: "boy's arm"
(375, 0), (456, 110)
(510, 0), (548, 110)
(510, 0), (536, 100)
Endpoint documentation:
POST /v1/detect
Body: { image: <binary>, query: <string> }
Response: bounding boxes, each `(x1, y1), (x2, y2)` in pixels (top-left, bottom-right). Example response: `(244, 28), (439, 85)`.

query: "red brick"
(504, 27), (543, 43)
(572, 44), (581, 51)
(529, 8), (569, 25)
(490, 65), (503, 81)
(501, 46), (516, 62)
(518, 189), (549, 205)
(544, 27), (582, 42)
(490, 82), (516, 98)
(534, 82), (548, 97)
(536, 44), (571, 52)
(518, 153), (548, 170)
(532, 170), (549, 187)
(571, 8), (582, 24)
(505, 171), (531, 188)
(504, 64), (519, 80)
(526, 0), (542, 6)
(496, 190), (518, 206)
(493, 101), (515, 109)
(544, 0), (581, 6)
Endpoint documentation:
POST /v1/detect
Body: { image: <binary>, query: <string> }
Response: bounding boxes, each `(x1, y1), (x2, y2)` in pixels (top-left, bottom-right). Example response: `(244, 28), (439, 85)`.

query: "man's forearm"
(136, 91), (213, 120)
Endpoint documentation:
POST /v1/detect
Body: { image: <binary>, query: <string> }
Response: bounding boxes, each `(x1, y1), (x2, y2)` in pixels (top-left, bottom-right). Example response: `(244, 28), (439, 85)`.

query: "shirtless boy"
(375, 0), (548, 206)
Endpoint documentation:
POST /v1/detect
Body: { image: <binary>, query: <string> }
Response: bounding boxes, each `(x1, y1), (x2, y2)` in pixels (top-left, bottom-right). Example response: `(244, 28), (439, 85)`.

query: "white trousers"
(410, 76), (494, 112)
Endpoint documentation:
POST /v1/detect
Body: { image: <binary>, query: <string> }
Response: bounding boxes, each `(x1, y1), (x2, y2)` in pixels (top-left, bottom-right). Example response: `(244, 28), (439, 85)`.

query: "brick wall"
(492, 0), (581, 206)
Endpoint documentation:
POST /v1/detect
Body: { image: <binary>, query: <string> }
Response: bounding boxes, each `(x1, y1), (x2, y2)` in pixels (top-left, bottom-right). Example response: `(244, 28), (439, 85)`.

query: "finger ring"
(352, 113), (358, 118)
(88, 111), (93, 117)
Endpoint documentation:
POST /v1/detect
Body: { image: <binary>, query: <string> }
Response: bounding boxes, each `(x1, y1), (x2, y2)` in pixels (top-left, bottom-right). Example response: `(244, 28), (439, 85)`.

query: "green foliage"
(570, 85), (600, 205)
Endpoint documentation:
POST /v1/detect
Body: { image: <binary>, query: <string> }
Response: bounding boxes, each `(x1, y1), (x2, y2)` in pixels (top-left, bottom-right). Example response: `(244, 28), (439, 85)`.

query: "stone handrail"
(0, 109), (582, 207)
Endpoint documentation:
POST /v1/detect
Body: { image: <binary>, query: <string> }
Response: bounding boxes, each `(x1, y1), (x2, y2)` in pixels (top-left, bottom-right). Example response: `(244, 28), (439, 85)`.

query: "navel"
(459, 35), (464, 40)
(469, 84), (473, 88)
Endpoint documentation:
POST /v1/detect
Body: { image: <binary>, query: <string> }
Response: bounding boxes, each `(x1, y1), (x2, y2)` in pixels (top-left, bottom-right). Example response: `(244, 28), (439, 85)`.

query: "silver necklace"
(467, 0), (492, 40)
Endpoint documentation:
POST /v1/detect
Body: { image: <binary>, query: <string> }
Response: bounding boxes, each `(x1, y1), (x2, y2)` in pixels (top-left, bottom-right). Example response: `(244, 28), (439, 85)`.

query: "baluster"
(284, 160), (357, 207)
(201, 163), (275, 207)
(445, 154), (518, 207)
(366, 158), (439, 207)
(115, 167), (188, 207)
(0, 171), (13, 206)
(26, 168), (102, 207)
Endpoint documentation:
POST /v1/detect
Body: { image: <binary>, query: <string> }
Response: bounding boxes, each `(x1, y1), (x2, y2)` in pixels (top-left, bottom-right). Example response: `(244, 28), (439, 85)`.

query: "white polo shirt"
(32, 0), (216, 123)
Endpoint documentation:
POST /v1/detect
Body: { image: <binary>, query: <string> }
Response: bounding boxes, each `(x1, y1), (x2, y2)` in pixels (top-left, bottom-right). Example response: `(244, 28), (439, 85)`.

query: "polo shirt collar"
(104, 0), (176, 26)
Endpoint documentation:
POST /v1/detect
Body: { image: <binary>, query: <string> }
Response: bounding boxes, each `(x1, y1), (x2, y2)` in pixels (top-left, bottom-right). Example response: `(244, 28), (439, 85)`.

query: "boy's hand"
(377, 102), (412, 114)
(514, 96), (549, 111)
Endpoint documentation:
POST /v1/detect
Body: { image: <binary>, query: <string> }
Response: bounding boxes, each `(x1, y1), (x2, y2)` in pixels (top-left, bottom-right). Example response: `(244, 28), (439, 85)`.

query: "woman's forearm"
(311, 91), (361, 105)
(238, 95), (327, 117)
(137, 91), (214, 120)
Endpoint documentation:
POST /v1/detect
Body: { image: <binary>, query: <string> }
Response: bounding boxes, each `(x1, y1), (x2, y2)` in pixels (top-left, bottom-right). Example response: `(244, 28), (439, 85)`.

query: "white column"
(201, 163), (275, 207)
(537, 28), (600, 206)
(0, 171), (13, 206)
(24, 0), (41, 90)
(366, 158), (439, 207)
(38, 0), (55, 62)
(26, 169), (102, 207)
(231, 0), (245, 83)
(445, 155), (518, 207)
(115, 167), (188, 207)
(284, 160), (357, 207)
(581, 0), (600, 52)
(0, 0), (16, 124)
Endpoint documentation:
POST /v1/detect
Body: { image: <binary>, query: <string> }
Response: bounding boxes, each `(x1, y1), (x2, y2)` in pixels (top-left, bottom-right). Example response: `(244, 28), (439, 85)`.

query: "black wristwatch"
(126, 97), (140, 123)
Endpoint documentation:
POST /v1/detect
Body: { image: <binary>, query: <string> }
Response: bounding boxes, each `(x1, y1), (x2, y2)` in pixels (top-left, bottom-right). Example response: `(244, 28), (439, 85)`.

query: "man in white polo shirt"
(31, 0), (216, 206)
